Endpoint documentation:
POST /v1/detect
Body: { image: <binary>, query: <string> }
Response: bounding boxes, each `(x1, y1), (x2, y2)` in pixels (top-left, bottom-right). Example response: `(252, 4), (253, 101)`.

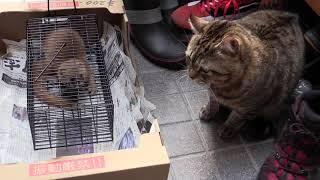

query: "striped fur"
(186, 10), (304, 139)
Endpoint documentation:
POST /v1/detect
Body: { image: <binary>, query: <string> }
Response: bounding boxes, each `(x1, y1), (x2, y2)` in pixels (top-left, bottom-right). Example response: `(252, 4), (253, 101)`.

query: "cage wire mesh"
(26, 14), (114, 150)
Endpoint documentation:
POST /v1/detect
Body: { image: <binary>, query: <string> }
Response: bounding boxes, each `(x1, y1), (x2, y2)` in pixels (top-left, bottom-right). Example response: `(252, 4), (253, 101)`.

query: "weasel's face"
(57, 59), (93, 99)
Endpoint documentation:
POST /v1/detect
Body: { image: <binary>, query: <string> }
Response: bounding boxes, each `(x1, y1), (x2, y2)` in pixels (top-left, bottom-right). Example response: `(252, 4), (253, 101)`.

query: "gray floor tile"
(131, 42), (260, 180)
(211, 147), (256, 180)
(184, 91), (209, 120)
(168, 166), (175, 180)
(149, 94), (192, 125)
(176, 71), (205, 92)
(248, 142), (273, 168)
(310, 169), (320, 180)
(160, 122), (205, 157)
(172, 154), (218, 180)
(142, 71), (180, 98)
(130, 41), (166, 73)
(197, 120), (242, 151)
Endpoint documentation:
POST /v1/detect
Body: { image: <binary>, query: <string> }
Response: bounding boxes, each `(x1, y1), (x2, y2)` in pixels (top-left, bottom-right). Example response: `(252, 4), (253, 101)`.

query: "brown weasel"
(31, 28), (96, 108)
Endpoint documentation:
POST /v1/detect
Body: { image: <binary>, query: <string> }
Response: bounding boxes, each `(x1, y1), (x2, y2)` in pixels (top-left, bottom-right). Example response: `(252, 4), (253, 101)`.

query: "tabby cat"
(186, 10), (304, 140)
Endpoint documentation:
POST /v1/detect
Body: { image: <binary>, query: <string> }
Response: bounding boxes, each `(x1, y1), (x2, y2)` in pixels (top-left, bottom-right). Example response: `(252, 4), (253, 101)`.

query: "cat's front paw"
(217, 125), (238, 140)
(199, 102), (219, 122)
(199, 106), (213, 121)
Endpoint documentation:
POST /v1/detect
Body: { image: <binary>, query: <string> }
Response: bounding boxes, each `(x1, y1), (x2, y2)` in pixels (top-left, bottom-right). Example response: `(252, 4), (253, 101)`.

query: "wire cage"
(26, 14), (114, 150)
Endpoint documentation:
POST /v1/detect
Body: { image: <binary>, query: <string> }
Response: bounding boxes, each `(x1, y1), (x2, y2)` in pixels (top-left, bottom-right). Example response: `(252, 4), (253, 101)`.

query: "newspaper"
(0, 21), (155, 164)
(0, 39), (56, 163)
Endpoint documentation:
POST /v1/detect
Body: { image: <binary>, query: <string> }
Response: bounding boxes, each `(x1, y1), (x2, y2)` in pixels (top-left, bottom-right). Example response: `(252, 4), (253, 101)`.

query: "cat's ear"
(221, 36), (240, 55)
(189, 15), (209, 33)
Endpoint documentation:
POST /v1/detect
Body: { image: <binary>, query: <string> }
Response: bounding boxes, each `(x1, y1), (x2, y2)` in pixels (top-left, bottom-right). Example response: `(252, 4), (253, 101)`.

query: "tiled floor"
(131, 44), (274, 180)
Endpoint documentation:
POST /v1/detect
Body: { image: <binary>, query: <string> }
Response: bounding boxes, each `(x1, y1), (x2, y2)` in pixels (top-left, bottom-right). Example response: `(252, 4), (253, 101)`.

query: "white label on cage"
(42, 17), (69, 24)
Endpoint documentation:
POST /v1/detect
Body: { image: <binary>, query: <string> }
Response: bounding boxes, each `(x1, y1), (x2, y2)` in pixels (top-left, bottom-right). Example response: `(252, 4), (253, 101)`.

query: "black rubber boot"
(124, 0), (186, 69)
(159, 0), (192, 44)
(161, 8), (193, 44)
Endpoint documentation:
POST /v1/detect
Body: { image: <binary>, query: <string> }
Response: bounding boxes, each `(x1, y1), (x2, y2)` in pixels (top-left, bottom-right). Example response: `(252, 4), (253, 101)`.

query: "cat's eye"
(200, 67), (226, 76)
(203, 69), (209, 73)
(200, 67), (209, 73)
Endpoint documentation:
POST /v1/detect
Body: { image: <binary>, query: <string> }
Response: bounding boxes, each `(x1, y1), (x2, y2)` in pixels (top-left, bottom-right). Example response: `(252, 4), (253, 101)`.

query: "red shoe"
(171, 0), (260, 30)
(257, 90), (320, 180)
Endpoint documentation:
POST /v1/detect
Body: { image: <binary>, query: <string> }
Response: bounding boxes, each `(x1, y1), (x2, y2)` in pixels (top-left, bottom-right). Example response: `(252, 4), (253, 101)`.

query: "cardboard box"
(0, 121), (169, 180)
(305, 0), (320, 16)
(0, 1), (170, 179)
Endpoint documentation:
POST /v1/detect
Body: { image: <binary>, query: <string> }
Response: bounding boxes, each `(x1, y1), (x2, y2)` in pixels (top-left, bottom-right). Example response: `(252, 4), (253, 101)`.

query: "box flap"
(0, 133), (170, 180)
(0, 0), (124, 14)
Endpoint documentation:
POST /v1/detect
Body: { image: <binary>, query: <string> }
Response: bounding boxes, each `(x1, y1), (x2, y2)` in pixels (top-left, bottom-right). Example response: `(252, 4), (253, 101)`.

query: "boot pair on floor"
(123, 0), (187, 69)
(123, 0), (263, 69)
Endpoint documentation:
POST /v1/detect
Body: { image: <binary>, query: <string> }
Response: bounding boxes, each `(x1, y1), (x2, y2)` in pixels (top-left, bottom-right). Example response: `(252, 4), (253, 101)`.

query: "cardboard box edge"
(0, 0), (124, 14)
(0, 130), (170, 179)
